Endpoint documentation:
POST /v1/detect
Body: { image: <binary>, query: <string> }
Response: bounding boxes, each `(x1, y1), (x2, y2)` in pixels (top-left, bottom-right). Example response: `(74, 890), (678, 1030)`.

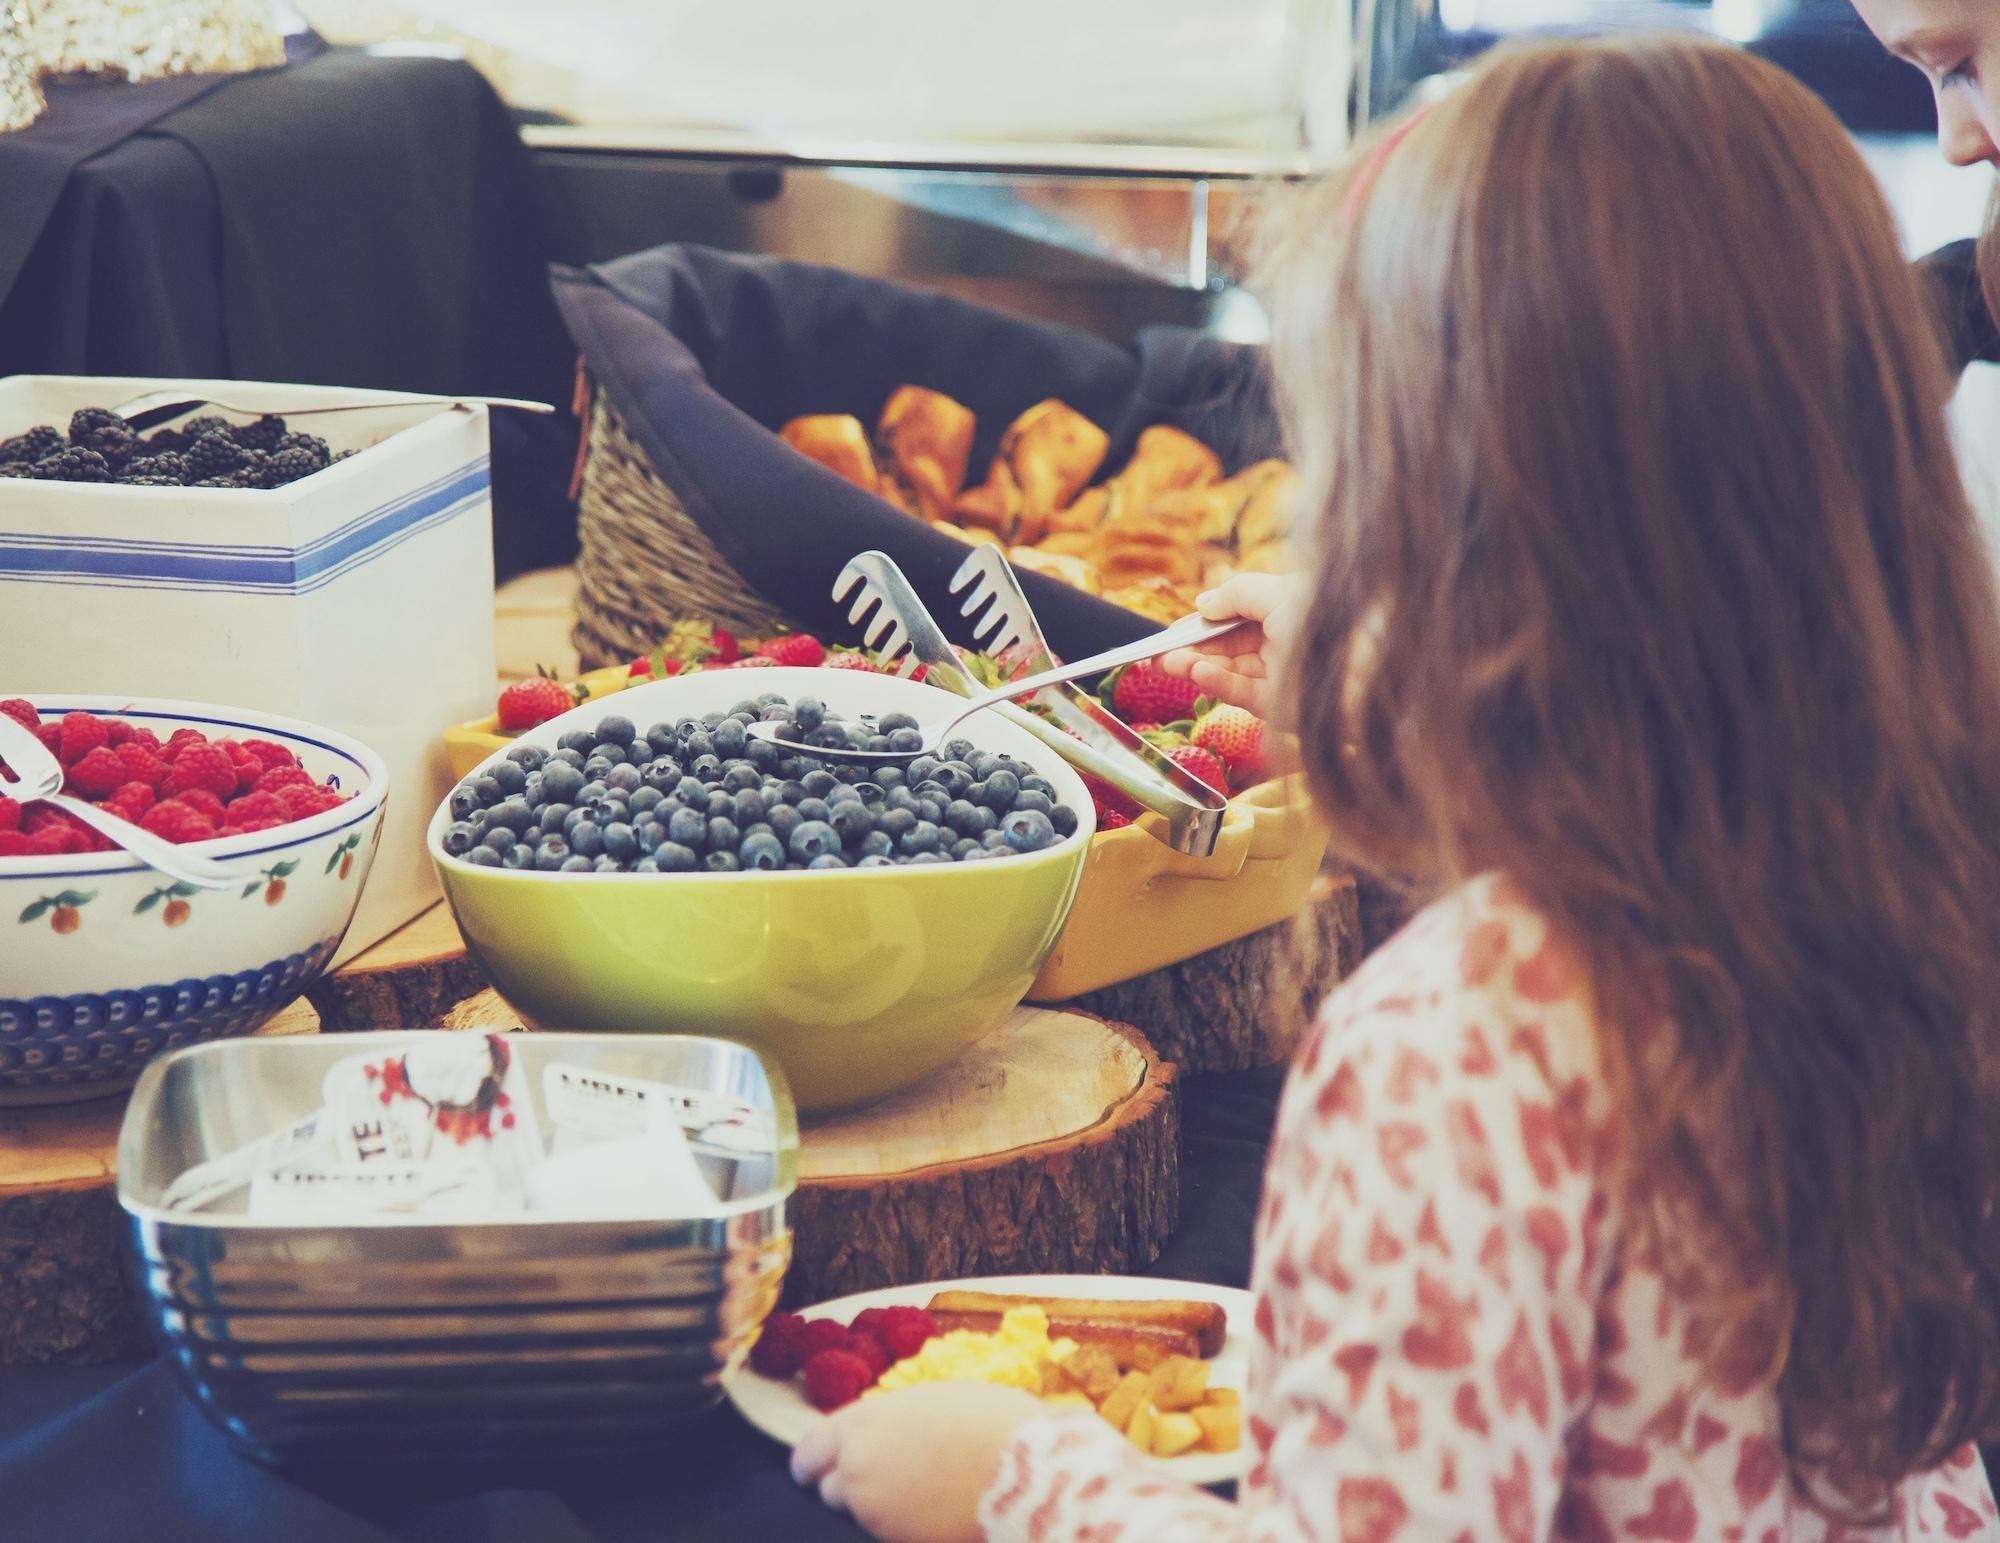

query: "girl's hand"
(791, 1383), (1045, 1543)
(1160, 572), (1304, 719)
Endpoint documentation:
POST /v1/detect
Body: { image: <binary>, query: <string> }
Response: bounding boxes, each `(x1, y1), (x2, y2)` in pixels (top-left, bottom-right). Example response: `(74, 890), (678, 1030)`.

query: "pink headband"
(1340, 104), (1434, 226)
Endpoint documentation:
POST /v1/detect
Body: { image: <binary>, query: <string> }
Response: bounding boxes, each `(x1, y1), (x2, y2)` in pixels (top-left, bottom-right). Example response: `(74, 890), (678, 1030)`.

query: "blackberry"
(262, 447), (322, 488)
(273, 431), (329, 465)
(0, 426), (63, 465)
(145, 428), (189, 455)
(67, 407), (122, 449)
(235, 449), (272, 488)
(192, 477), (242, 489)
(94, 426), (143, 468)
(181, 415), (231, 443)
(120, 476), (183, 487)
(118, 452), (189, 485)
(184, 431), (245, 480)
(232, 414), (286, 452)
(31, 447), (112, 482)
(0, 464), (28, 479)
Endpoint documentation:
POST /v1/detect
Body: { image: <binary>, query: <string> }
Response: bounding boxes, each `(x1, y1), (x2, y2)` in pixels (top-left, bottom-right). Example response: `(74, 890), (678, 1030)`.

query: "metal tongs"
(832, 549), (1229, 856)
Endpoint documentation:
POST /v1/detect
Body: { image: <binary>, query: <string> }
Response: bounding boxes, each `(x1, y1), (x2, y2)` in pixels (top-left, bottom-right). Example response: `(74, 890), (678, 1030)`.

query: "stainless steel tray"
(118, 1032), (795, 1467)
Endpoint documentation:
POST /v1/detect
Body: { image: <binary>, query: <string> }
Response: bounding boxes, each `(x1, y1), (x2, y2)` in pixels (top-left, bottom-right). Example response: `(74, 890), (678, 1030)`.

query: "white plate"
(725, 1274), (1252, 1487)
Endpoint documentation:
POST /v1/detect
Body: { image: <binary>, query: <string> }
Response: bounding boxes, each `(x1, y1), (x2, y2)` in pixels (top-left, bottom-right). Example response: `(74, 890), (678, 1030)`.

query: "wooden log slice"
(0, 998), (319, 1366)
(1059, 870), (1363, 1073)
(784, 1009), (1177, 1308)
(305, 902), (489, 1033)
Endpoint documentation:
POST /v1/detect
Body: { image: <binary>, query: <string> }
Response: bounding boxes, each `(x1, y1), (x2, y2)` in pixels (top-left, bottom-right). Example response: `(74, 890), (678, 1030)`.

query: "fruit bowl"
(429, 668), (1093, 1111)
(0, 696), (389, 1104)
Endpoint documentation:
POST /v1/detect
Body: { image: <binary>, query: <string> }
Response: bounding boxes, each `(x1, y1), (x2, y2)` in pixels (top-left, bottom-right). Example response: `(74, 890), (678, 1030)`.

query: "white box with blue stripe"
(0, 377), (498, 964)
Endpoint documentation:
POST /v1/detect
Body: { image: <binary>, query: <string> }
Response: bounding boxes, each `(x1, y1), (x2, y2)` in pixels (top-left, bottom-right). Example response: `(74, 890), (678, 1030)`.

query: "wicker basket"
(572, 393), (794, 669)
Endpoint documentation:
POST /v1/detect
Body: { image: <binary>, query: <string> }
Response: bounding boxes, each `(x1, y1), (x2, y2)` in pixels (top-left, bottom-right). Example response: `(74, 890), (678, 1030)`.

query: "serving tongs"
(831, 550), (1229, 856)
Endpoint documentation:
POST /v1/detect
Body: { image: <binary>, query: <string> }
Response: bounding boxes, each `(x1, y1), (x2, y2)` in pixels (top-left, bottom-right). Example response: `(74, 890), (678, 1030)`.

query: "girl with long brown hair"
(792, 34), (2000, 1541)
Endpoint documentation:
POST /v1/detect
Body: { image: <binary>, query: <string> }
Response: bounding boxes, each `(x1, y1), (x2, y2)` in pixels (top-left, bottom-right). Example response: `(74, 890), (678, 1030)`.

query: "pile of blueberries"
(442, 694), (1080, 873)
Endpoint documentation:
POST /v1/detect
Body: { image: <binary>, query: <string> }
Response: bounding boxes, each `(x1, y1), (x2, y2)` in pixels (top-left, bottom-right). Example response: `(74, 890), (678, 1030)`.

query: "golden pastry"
(876, 387), (976, 521)
(780, 415), (881, 494)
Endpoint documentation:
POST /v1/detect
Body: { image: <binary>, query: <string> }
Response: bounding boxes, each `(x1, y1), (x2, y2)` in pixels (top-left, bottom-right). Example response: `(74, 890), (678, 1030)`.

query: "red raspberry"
(0, 797), (18, 832)
(140, 801), (218, 844)
(103, 719), (133, 746)
(37, 723), (63, 755)
(226, 816), (284, 835)
(225, 790), (286, 826)
(843, 1331), (889, 1381)
(0, 698), (39, 730)
(848, 1307), (895, 1345)
(747, 1313), (811, 1378)
(0, 831), (26, 856)
(256, 764), (314, 793)
(73, 825), (115, 854)
(66, 746), (128, 799)
(162, 745), (239, 800)
(23, 806), (68, 834)
(113, 742), (170, 789)
(876, 1307), (940, 1362)
(103, 783), (156, 821)
(126, 727), (163, 756)
(755, 633), (826, 668)
(277, 784), (329, 821)
(797, 1318), (853, 1360)
(164, 728), (209, 761)
(24, 826), (75, 856)
(241, 739), (297, 772)
(57, 712), (110, 764)
(172, 788), (227, 822)
(800, 1349), (875, 1411)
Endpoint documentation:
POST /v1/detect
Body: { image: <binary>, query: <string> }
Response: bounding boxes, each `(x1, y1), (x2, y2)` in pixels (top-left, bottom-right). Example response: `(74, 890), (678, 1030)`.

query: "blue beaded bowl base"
(0, 937), (341, 1094)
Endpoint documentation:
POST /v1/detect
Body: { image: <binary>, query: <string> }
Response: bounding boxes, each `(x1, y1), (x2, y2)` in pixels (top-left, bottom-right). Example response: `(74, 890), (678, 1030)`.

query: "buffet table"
(0, 1064), (1280, 1543)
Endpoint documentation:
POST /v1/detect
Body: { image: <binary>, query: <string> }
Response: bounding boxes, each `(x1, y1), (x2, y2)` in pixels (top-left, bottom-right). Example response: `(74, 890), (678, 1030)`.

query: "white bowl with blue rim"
(0, 695), (388, 1105)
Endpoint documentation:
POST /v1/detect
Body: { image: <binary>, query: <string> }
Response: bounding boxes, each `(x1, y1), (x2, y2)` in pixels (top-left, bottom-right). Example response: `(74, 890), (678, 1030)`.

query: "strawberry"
(496, 670), (581, 733)
(57, 711), (109, 765)
(1110, 662), (1200, 726)
(1080, 773), (1139, 820)
(821, 651), (876, 672)
(710, 626), (740, 664)
(0, 698), (39, 731)
(1098, 807), (1133, 831)
(1167, 744), (1230, 795)
(801, 1348), (875, 1411)
(724, 656), (777, 669)
(1191, 705), (1266, 770)
(756, 632), (826, 668)
(66, 746), (128, 799)
(162, 745), (240, 801)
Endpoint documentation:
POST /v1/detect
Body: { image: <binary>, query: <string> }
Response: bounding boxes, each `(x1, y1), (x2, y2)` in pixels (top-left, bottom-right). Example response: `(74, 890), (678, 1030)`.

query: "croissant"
(956, 400), (1109, 544)
(780, 415), (881, 495)
(1228, 460), (1299, 551)
(1106, 425), (1222, 509)
(876, 387), (975, 521)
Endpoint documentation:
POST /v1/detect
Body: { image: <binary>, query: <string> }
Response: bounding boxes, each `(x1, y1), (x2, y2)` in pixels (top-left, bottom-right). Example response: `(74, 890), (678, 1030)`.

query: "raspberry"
(36, 723), (62, 755)
(164, 728), (210, 760)
(849, 1307), (895, 1345)
(1111, 662), (1201, 725)
(256, 764), (313, 793)
(755, 633), (826, 668)
(66, 746), (128, 799)
(801, 1349), (875, 1411)
(748, 1312), (811, 1378)
(1, 698), (39, 730)
(113, 742), (171, 789)
(241, 739), (297, 772)
(140, 801), (218, 844)
(103, 719), (134, 746)
(497, 676), (577, 733)
(103, 782), (156, 820)
(23, 807), (68, 834)
(23, 826), (75, 856)
(797, 1318), (853, 1360)
(57, 712), (109, 764)
(843, 1331), (889, 1382)
(225, 790), (285, 826)
(876, 1307), (940, 1361)
(228, 816), (284, 835)
(125, 727), (163, 756)
(171, 788), (227, 823)
(0, 831), (25, 856)
(0, 797), (18, 832)
(162, 745), (239, 800)
(277, 784), (330, 821)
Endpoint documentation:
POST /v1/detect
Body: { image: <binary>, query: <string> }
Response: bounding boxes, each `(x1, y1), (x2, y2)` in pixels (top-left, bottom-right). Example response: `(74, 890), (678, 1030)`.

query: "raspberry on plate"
(140, 800), (218, 844)
(172, 788), (227, 822)
(113, 742), (171, 789)
(0, 698), (38, 731)
(56, 711), (110, 764)
(66, 746), (128, 799)
(876, 1306), (941, 1362)
(748, 1312), (811, 1378)
(240, 738), (297, 772)
(164, 728), (210, 761)
(801, 1348), (876, 1411)
(797, 1318), (853, 1360)
(162, 744), (240, 801)
(256, 764), (314, 793)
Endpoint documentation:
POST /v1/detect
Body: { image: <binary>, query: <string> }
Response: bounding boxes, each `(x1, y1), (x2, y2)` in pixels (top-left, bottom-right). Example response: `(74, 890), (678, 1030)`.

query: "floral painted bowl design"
(0, 696), (389, 1104)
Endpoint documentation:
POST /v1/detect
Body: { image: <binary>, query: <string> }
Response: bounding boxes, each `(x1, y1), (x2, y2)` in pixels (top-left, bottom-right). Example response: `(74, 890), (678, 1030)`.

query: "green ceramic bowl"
(428, 668), (1093, 1111)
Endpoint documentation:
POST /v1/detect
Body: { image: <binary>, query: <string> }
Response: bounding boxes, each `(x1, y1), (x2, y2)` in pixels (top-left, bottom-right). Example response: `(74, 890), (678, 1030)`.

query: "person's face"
(1853, 0), (2000, 168)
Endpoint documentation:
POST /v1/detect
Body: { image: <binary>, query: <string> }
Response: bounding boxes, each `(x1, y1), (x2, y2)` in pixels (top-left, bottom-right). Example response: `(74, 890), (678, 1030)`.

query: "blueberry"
(637, 759), (681, 794)
(594, 742), (633, 766)
(706, 790), (735, 820)
(807, 853), (847, 870)
(747, 739), (781, 770)
(683, 731), (714, 760)
(980, 768), (1020, 809)
(728, 698), (762, 719)
(740, 830), (786, 870)
(951, 837), (983, 861)
(491, 797), (534, 833)
(907, 851), (949, 865)
(722, 761), (761, 793)
(474, 774), (505, 805)
(942, 799), (980, 836)
(582, 757), (617, 782)
(596, 715), (636, 747)
(593, 855), (625, 873)
(887, 728), (924, 754)
(534, 838), (571, 870)
(809, 725), (849, 751)
(907, 756), (940, 785)
(464, 846), (502, 867)
(491, 760), (528, 796)
(523, 771), (544, 804)
(668, 807), (708, 848)
(981, 829), (1011, 850)
(768, 805), (803, 844)
(570, 820), (605, 857)
(702, 710), (727, 731)
(692, 755), (723, 781)
(794, 697), (826, 732)
(1001, 808), (1056, 852)
(1051, 805), (1079, 837)
(875, 767), (905, 790)
(501, 844), (535, 869)
(1020, 775), (1054, 798)
(884, 787), (918, 815)
(676, 776), (707, 805)
(900, 820), (942, 856)
(943, 739), (976, 763)
(467, 810), (492, 836)
(857, 830), (895, 860)
(777, 780), (809, 806)
(606, 763), (643, 794)
(630, 786), (664, 814)
(867, 735), (892, 753)
(443, 821), (479, 855)
(789, 820), (840, 863)
(934, 763), (975, 799)
(1013, 790), (1052, 817)
(657, 841), (698, 872)
(632, 856), (661, 873)
(878, 711), (919, 734)
(674, 716), (704, 738)
(830, 802), (875, 844)
(854, 781), (885, 804)
(634, 818), (664, 849)
(558, 729), (596, 756)
(506, 742), (546, 772)
(969, 753), (1002, 781)
(857, 854), (894, 868)
(603, 823), (640, 861)
(707, 816), (740, 850)
(796, 797), (831, 824)
(579, 779), (609, 804)
(560, 854), (595, 872)
(827, 783), (864, 807)
(733, 788), (766, 825)
(448, 784), (481, 821)
(540, 762), (585, 804)
(916, 798), (946, 825)
(704, 851), (740, 872)
(713, 720), (748, 756)
(538, 802), (573, 836)
(549, 747), (586, 771)
(646, 723), (679, 756)
(562, 807), (589, 838)
(879, 807), (917, 840)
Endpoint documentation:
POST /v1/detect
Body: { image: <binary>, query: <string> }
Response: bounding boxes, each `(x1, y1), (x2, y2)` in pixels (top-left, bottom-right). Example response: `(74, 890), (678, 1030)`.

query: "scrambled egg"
(871, 1307), (1074, 1395)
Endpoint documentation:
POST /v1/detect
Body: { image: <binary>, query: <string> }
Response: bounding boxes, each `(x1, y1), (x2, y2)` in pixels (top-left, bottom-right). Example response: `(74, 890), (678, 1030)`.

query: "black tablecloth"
(0, 1067), (1285, 1543)
(0, 46), (581, 582)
